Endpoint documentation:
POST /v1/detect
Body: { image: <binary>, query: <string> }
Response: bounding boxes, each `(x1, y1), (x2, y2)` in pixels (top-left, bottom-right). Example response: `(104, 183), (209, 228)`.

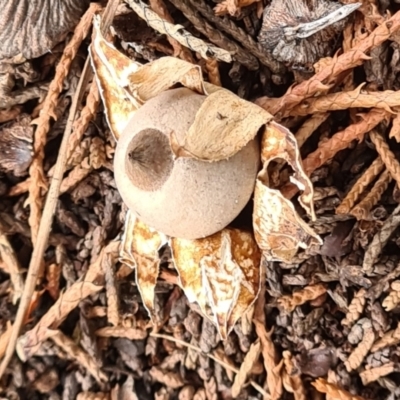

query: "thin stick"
(0, 1), (120, 379)
(150, 332), (269, 398)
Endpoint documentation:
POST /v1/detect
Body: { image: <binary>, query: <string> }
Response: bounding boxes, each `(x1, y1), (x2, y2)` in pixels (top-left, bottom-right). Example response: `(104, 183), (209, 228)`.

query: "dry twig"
(16, 241), (120, 361)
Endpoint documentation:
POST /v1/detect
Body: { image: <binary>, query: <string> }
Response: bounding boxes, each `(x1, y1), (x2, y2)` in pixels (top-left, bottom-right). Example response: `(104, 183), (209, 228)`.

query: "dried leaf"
(174, 88), (272, 161)
(171, 228), (261, 339)
(232, 339), (261, 397)
(121, 212), (168, 320)
(253, 122), (321, 262)
(90, 15), (141, 140)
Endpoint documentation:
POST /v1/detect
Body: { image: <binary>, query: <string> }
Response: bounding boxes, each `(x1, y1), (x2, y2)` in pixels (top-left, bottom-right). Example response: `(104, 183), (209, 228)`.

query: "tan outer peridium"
(114, 88), (260, 239)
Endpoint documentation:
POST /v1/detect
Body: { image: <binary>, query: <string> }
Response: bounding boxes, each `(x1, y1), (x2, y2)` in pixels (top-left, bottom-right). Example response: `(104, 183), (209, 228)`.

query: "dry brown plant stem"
(371, 322), (400, 352)
(295, 113), (329, 148)
(369, 129), (400, 187)
(27, 3), (102, 244)
(282, 351), (306, 400)
(281, 109), (388, 200)
(312, 378), (366, 400)
(65, 79), (101, 164)
(256, 10), (400, 118)
(362, 203), (400, 273)
(349, 169), (392, 220)
(288, 88), (400, 116)
(360, 363), (395, 385)
(336, 157), (385, 214)
(254, 273), (283, 400)
(148, 0), (195, 63)
(0, 2), (120, 380)
(204, 58), (222, 86)
(149, 332), (269, 398)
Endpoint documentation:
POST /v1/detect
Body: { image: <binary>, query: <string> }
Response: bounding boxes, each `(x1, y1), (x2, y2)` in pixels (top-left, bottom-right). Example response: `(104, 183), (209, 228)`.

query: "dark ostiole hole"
(126, 128), (174, 192)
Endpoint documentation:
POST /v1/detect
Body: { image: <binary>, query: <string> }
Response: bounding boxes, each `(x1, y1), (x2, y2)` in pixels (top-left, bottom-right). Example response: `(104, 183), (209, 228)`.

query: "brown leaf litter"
(3, 0), (400, 399)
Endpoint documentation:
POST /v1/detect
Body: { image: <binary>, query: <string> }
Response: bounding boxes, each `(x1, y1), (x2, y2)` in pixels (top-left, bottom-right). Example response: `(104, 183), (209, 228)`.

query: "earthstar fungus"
(90, 15), (321, 337)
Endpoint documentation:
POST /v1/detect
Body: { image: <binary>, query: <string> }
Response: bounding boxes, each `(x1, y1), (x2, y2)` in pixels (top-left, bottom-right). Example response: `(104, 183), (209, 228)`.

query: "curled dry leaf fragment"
(171, 228), (261, 339)
(121, 211), (168, 320)
(254, 122), (321, 262)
